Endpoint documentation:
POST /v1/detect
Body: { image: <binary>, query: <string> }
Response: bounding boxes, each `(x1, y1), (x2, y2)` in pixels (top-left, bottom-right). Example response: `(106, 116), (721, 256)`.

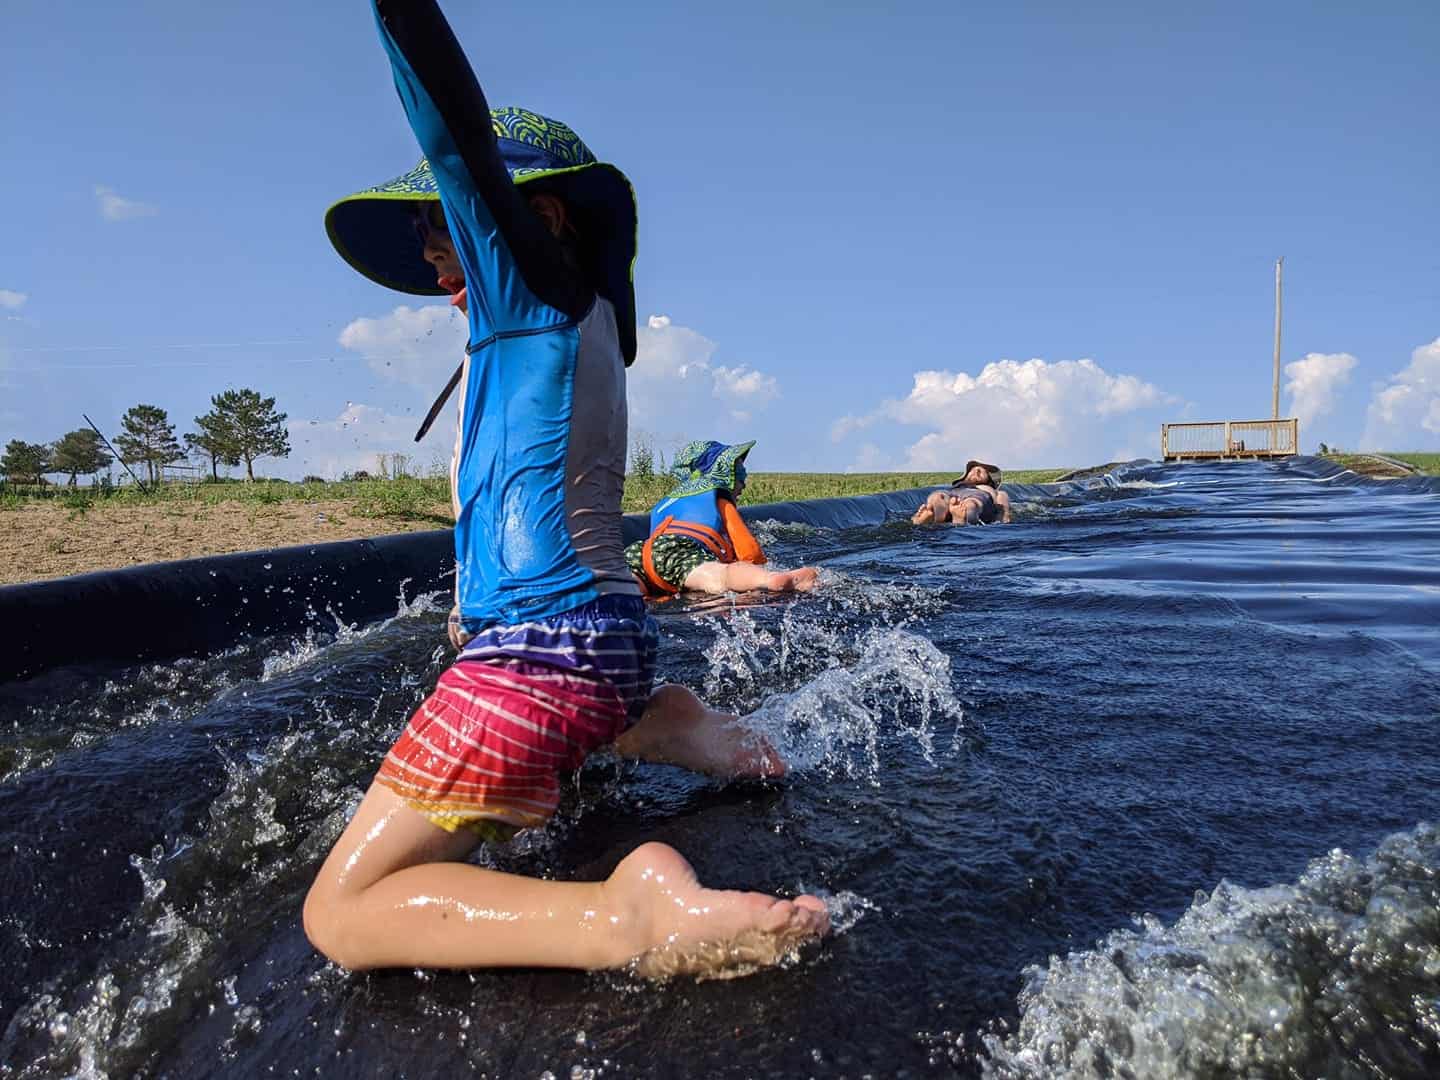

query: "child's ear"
(527, 193), (568, 239)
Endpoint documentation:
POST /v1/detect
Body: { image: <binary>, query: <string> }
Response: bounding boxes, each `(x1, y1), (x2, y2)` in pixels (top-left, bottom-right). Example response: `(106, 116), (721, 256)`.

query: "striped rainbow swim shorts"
(375, 595), (658, 840)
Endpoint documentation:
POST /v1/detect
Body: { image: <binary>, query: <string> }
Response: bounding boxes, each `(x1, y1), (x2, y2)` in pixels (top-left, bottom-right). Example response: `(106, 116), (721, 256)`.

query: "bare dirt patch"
(0, 500), (443, 586)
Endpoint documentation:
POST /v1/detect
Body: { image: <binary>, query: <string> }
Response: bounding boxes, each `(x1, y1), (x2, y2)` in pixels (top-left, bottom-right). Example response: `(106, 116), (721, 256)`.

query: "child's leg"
(303, 782), (828, 973)
(912, 490), (951, 524)
(947, 495), (984, 525)
(682, 560), (819, 595)
(615, 683), (784, 777)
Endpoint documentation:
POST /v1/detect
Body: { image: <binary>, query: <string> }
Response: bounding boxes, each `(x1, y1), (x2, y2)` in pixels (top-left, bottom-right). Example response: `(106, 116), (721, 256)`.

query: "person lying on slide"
(912, 460), (1012, 525)
(627, 440), (819, 598)
(304, 0), (828, 980)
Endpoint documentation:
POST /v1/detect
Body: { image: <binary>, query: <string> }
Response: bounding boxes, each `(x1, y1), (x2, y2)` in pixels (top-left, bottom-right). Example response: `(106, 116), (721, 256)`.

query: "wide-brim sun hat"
(954, 459), (1002, 487)
(666, 440), (756, 498)
(324, 106), (638, 366)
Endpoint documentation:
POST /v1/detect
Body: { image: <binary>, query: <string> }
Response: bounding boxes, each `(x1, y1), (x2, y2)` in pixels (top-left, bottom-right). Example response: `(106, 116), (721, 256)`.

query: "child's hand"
(447, 606), (473, 650)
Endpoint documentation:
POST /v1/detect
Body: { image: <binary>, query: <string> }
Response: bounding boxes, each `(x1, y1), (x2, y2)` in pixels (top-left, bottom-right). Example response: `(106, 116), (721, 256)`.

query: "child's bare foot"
(774, 566), (819, 592)
(912, 491), (953, 525)
(606, 842), (830, 979)
(616, 684), (785, 778)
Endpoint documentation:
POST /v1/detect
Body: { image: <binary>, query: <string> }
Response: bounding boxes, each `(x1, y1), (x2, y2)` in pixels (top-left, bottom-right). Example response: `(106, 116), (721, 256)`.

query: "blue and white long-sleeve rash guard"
(373, 0), (639, 630)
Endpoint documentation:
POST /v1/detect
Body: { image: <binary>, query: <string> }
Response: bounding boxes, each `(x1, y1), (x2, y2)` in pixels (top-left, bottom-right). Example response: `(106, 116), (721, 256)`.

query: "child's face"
(411, 195), (567, 291)
(413, 202), (463, 287)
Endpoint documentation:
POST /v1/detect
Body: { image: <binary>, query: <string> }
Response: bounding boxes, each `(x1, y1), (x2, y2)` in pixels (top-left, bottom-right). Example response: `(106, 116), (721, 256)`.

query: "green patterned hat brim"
(665, 440), (756, 498)
(329, 158), (639, 292)
(324, 153), (639, 364)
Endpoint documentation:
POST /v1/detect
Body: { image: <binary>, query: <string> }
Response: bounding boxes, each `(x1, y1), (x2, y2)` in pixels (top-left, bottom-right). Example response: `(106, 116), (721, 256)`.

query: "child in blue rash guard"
(302, 0), (828, 978)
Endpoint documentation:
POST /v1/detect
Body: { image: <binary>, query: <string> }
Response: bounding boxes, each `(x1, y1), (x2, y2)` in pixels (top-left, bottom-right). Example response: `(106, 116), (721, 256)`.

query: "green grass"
(1322, 452), (1440, 476)
(0, 476), (454, 520)
(1383, 453), (1440, 475)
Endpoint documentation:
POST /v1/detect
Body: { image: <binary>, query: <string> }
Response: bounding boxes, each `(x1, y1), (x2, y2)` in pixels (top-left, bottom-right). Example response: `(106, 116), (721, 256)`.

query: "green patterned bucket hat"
(665, 440), (756, 498)
(324, 106), (638, 365)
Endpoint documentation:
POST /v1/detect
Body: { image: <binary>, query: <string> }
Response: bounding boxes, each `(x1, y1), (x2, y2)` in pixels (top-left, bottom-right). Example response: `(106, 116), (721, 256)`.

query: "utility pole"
(1272, 257), (1284, 419)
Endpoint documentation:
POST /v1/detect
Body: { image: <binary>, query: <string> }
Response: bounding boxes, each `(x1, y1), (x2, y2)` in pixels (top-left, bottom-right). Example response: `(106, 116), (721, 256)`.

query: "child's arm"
(718, 496), (767, 565)
(370, 0), (591, 326)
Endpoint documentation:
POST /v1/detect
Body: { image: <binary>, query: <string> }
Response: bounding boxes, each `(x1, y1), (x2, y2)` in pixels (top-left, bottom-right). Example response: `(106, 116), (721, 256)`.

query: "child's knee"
(303, 881), (361, 970)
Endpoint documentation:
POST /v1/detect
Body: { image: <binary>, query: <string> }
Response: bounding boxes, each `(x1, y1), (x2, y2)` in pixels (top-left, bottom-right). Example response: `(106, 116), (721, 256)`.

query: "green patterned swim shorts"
(624, 534), (715, 591)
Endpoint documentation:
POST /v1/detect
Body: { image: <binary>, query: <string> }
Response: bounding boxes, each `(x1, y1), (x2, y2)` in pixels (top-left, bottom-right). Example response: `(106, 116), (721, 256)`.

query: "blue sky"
(2, 0), (1437, 479)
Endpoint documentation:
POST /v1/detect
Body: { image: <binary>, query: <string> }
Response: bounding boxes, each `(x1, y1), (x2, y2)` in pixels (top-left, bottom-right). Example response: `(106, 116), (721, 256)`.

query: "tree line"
(1, 389), (291, 486)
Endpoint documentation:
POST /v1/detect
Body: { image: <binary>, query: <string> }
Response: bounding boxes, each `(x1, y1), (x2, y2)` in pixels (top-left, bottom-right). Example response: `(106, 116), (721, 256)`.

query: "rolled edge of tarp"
(0, 530), (455, 684)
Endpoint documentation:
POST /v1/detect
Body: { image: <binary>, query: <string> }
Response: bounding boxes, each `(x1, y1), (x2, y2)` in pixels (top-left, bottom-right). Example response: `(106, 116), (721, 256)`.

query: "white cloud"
(712, 364), (779, 407)
(833, 357), (1177, 470)
(94, 185), (158, 222)
(844, 442), (890, 473)
(338, 303), (467, 389)
(0, 289), (26, 309)
(628, 314), (781, 449)
(1283, 351), (1356, 432)
(1360, 337), (1440, 450)
(288, 401), (452, 480)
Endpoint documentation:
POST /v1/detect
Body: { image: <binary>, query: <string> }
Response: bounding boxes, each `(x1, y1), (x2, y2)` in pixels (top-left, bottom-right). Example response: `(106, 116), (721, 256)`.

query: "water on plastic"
(2, 458), (1438, 1078)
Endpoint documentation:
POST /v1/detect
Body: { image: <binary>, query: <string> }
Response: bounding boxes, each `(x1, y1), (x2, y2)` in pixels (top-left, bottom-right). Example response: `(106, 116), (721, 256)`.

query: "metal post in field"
(84, 412), (148, 494)
(1272, 257), (1284, 419)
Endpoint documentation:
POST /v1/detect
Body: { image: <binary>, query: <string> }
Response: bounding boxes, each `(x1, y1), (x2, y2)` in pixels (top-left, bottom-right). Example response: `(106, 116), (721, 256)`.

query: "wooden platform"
(1162, 419), (1298, 461)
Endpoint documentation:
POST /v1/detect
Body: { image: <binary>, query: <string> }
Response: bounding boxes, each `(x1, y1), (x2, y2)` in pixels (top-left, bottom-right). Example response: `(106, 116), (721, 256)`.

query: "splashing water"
(980, 823), (1440, 1078)
(260, 585), (448, 681)
(686, 592), (966, 783)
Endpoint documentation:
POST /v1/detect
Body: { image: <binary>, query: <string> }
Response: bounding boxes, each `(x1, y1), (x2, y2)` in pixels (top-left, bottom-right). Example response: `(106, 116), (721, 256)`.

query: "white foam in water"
(685, 575), (965, 783)
(746, 518), (823, 549)
(259, 584), (448, 681)
(1112, 480), (1179, 490)
(8, 734), (322, 1078)
(809, 888), (881, 937)
(735, 622), (964, 783)
(980, 823), (1440, 1078)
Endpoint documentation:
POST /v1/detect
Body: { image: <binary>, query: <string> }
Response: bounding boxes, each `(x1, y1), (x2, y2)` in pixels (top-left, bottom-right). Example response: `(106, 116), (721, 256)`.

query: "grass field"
(1322, 452), (1440, 477)
(1377, 452), (1440, 473)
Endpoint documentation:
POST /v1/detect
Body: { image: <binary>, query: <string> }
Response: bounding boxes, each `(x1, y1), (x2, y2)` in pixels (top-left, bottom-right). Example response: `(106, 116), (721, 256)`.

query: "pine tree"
(1, 439), (51, 485)
(185, 410), (241, 481)
(50, 429), (113, 485)
(115, 404), (183, 485)
(211, 389), (291, 481)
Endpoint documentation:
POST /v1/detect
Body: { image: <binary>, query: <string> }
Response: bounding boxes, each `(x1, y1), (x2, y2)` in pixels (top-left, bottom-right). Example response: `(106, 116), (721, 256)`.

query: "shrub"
(630, 438), (655, 480)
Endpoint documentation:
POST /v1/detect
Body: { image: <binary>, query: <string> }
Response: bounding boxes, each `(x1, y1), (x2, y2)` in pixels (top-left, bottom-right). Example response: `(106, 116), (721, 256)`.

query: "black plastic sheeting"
(1, 531), (452, 684)
(5, 457), (1418, 684)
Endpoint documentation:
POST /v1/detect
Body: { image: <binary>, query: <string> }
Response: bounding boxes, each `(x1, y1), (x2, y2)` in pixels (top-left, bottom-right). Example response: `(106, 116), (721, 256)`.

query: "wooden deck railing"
(1161, 419), (1298, 460)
